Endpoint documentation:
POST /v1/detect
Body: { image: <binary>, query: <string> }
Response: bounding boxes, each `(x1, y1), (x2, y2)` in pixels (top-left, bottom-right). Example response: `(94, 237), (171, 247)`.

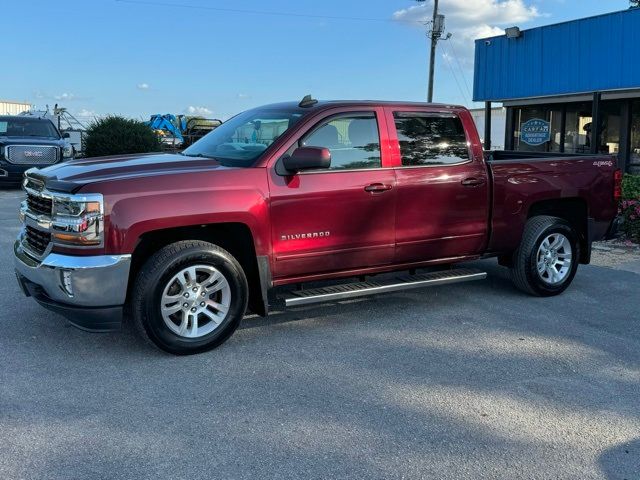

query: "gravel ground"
(0, 188), (639, 480)
(592, 239), (640, 274)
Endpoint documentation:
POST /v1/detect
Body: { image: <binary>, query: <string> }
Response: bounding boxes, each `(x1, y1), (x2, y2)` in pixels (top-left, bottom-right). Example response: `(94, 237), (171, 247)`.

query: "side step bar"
(283, 268), (487, 307)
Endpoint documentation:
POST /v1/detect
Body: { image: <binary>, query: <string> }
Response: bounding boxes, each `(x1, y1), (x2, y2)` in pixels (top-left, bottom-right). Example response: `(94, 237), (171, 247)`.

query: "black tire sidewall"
(141, 247), (247, 354)
(525, 222), (579, 296)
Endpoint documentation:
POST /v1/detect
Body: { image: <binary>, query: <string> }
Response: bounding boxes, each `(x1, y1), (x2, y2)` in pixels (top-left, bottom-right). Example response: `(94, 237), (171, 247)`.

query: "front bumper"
(0, 163), (30, 185)
(14, 239), (131, 331)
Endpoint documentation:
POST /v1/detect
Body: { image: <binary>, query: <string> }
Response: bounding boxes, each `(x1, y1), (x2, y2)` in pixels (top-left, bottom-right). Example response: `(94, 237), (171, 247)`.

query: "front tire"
(510, 215), (580, 297)
(131, 240), (248, 355)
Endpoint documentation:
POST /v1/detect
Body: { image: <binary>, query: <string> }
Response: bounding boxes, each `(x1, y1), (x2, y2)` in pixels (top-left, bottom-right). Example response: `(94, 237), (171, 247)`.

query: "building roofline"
(476, 7), (640, 42)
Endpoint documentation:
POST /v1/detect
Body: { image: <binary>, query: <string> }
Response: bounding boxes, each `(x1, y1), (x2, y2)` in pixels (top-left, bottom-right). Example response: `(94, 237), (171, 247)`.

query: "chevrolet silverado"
(14, 98), (621, 354)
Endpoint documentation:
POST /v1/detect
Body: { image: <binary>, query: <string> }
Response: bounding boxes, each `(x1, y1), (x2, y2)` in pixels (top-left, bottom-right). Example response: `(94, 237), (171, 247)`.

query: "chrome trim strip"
(284, 271), (487, 307)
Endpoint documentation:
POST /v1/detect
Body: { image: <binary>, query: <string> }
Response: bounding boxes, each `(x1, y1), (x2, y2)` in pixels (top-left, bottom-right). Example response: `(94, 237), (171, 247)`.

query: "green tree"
(84, 115), (162, 158)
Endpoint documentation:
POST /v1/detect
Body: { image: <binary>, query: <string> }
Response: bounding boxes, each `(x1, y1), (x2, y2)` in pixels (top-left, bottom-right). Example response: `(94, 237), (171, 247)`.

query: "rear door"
(268, 108), (397, 280)
(385, 108), (489, 263)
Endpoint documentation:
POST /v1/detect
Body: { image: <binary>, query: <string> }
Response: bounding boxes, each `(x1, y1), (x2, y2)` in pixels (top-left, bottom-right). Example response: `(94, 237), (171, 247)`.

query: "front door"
(386, 108), (489, 263)
(268, 110), (396, 281)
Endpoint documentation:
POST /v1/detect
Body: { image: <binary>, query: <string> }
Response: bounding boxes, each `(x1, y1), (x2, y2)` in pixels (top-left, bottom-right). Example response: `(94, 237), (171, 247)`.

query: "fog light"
(61, 270), (74, 297)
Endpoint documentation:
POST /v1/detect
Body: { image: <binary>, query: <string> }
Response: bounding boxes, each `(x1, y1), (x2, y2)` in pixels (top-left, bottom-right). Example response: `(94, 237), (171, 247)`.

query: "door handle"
(461, 177), (486, 187)
(364, 183), (393, 193)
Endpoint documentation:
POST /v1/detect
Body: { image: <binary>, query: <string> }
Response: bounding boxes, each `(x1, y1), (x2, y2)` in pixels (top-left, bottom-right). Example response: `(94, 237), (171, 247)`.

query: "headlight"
(53, 197), (101, 217)
(51, 194), (104, 247)
(63, 144), (74, 159)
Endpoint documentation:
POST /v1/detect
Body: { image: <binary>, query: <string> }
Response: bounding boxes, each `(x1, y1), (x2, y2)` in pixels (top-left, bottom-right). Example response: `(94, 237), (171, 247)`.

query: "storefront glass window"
(513, 107), (548, 152)
(564, 103), (592, 154)
(549, 109), (562, 152)
(631, 101), (640, 169)
(598, 101), (623, 155)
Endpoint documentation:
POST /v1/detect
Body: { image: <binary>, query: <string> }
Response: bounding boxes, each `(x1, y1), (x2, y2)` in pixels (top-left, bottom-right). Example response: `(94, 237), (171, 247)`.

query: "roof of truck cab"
(258, 101), (466, 112)
(0, 115), (52, 122)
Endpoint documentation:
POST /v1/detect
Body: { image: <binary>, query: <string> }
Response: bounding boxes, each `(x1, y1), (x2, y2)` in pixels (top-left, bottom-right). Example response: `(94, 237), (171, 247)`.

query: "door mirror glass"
(282, 147), (331, 172)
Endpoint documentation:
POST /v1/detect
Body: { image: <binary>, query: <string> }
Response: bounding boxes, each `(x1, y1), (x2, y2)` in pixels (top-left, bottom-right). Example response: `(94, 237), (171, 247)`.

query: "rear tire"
(131, 240), (248, 355)
(510, 215), (580, 297)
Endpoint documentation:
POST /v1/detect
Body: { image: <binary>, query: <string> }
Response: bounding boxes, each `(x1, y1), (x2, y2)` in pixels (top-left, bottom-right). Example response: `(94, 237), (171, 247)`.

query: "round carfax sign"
(521, 118), (551, 146)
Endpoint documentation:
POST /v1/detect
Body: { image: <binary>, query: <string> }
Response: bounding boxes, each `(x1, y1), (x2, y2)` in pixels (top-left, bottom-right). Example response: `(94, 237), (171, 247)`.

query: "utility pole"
(416, 0), (449, 102)
(427, 0), (439, 103)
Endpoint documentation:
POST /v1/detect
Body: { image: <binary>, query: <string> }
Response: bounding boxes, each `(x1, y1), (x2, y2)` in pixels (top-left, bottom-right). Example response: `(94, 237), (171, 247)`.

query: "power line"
(445, 41), (473, 102)
(114, 0), (422, 24)
(442, 51), (469, 106)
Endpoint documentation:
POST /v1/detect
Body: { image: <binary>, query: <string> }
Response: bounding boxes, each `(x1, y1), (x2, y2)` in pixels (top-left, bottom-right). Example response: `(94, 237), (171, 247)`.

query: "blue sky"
(3, 0), (633, 122)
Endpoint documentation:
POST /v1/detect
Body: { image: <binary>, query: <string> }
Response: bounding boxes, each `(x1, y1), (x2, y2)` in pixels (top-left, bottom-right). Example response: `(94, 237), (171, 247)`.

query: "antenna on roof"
(299, 94), (318, 108)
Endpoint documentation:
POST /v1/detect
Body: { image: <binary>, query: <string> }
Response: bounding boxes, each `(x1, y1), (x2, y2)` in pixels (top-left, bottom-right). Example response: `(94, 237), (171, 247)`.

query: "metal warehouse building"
(473, 7), (640, 173)
(0, 100), (31, 116)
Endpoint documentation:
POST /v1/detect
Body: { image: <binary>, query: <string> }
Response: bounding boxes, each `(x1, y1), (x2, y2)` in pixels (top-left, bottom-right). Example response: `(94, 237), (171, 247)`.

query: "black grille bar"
(25, 226), (51, 256)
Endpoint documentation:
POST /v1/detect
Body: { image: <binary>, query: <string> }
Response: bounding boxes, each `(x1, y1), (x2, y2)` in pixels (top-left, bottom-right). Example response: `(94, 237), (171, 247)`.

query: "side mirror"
(62, 132), (71, 138)
(282, 147), (331, 172)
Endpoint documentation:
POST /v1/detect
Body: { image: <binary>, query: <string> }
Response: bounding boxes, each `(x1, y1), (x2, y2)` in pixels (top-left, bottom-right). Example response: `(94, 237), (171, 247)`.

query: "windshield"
(0, 118), (60, 138)
(182, 107), (305, 167)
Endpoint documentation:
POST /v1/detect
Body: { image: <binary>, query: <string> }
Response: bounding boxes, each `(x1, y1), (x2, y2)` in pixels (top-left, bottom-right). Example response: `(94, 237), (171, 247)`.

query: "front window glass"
(0, 118), (59, 138)
(183, 107), (304, 167)
(301, 114), (381, 170)
(394, 113), (469, 166)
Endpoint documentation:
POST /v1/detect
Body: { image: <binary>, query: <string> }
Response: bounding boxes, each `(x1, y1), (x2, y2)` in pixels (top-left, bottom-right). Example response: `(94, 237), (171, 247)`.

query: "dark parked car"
(0, 115), (71, 186)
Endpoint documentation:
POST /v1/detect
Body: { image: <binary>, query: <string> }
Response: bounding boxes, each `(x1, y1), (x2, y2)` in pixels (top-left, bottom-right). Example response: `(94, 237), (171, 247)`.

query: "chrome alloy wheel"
(536, 233), (572, 285)
(160, 265), (231, 339)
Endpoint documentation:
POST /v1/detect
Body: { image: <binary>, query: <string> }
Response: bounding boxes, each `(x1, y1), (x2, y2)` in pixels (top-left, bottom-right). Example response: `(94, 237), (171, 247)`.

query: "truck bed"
(484, 150), (619, 255)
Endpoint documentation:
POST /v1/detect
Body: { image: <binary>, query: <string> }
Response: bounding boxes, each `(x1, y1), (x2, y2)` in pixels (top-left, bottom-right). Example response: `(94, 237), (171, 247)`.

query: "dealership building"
(473, 7), (640, 173)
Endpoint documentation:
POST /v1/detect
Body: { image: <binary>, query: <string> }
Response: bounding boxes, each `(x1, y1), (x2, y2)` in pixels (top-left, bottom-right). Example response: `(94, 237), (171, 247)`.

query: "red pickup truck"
(14, 98), (621, 354)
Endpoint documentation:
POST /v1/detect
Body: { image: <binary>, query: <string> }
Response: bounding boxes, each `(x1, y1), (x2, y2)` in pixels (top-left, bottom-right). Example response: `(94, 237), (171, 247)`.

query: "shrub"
(620, 174), (640, 242)
(84, 115), (162, 158)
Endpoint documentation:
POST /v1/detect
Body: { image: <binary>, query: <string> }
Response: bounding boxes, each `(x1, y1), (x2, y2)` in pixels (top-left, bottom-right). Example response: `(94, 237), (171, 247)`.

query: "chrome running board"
(283, 268), (487, 307)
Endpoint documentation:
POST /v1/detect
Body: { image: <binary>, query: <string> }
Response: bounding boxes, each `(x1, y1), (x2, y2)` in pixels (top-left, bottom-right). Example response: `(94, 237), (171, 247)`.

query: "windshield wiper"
(181, 153), (214, 159)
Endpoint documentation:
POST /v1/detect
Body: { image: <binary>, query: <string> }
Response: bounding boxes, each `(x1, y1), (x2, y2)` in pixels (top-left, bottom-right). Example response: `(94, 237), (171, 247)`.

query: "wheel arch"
(527, 197), (590, 264)
(128, 223), (269, 316)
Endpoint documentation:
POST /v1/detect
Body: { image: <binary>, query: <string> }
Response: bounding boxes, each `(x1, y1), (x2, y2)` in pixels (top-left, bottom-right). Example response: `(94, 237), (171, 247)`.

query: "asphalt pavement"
(0, 188), (638, 480)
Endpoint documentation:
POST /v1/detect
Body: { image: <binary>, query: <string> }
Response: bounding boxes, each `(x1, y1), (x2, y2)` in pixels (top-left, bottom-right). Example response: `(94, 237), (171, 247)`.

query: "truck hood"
(29, 153), (229, 192)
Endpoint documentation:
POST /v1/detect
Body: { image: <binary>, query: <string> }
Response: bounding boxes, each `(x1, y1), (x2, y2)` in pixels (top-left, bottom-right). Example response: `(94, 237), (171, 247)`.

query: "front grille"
(6, 145), (58, 165)
(25, 226), (51, 256)
(26, 192), (52, 216)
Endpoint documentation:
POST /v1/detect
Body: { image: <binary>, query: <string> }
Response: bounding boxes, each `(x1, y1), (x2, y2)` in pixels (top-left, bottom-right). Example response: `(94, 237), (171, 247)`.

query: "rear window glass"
(394, 113), (470, 166)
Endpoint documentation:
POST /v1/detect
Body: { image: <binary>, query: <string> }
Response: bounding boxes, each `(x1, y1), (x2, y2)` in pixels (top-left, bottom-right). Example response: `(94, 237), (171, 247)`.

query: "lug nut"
(183, 303), (189, 308)
(191, 307), (197, 313)
(200, 302), (205, 307)
(184, 293), (189, 298)
(192, 287), (198, 292)
(201, 292), (206, 297)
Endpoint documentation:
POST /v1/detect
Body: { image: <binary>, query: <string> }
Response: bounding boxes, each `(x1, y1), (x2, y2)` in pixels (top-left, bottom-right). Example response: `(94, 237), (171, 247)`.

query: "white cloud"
(393, 0), (539, 68)
(54, 92), (77, 101)
(237, 93), (251, 99)
(137, 83), (150, 90)
(75, 108), (97, 117)
(184, 106), (213, 116)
